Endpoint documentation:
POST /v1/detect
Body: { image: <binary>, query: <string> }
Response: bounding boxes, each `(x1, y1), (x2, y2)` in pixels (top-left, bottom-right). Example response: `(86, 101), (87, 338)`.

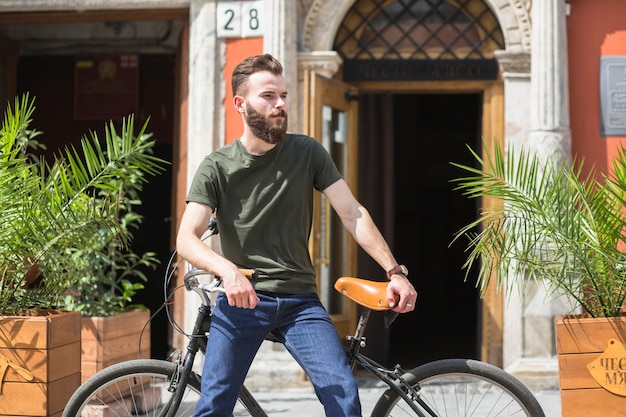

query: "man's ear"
(233, 95), (245, 113)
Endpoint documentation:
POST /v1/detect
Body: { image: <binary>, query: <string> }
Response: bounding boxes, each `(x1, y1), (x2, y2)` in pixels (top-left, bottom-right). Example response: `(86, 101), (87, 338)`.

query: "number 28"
(217, 2), (264, 38)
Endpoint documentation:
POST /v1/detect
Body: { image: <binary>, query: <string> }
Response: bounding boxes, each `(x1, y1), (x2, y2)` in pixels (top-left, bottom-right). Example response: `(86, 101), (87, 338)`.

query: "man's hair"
(231, 54), (283, 96)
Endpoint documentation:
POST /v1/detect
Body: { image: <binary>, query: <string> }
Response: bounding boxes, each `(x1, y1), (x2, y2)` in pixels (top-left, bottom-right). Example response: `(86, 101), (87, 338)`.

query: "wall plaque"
(74, 54), (139, 120)
(600, 56), (626, 136)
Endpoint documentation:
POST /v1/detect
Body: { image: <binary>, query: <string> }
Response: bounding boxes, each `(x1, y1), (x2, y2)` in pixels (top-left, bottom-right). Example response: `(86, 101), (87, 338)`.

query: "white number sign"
(217, 1), (264, 39)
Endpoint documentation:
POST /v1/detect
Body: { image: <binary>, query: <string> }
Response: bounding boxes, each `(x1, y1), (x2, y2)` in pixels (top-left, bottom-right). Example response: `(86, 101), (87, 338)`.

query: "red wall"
(224, 38), (263, 143)
(568, 0), (626, 174)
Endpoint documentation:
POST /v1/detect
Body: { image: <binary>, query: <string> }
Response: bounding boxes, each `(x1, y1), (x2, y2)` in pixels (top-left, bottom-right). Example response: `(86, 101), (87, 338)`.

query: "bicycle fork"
(158, 304), (212, 417)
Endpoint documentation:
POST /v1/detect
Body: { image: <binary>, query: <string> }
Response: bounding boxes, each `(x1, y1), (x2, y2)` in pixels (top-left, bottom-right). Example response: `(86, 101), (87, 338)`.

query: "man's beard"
(245, 105), (288, 145)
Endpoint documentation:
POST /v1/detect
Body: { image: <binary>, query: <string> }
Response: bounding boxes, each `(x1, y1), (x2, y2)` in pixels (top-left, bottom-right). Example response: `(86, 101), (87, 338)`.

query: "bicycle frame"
(160, 302), (208, 417)
(344, 308), (438, 417)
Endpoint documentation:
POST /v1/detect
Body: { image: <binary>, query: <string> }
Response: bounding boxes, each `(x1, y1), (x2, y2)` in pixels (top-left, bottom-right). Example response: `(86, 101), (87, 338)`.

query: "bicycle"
(63, 227), (546, 417)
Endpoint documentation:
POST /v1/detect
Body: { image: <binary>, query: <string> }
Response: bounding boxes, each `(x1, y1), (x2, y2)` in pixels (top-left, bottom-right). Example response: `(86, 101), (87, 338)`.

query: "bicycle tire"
(370, 358), (545, 417)
(62, 359), (258, 417)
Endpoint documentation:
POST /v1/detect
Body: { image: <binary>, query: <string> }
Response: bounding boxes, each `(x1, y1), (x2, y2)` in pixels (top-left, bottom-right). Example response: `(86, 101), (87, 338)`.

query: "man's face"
(241, 71), (288, 144)
(245, 104), (288, 144)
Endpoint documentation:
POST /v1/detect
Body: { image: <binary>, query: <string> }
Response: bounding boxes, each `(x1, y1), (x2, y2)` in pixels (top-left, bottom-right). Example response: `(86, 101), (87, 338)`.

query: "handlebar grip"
(240, 268), (259, 280)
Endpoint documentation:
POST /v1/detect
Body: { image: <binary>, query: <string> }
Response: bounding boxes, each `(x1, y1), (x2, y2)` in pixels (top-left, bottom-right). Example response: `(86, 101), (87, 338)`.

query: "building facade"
(1, 0), (625, 388)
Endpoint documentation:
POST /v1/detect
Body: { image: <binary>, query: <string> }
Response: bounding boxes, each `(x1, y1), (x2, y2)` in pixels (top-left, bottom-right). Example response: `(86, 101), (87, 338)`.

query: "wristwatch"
(387, 264), (408, 280)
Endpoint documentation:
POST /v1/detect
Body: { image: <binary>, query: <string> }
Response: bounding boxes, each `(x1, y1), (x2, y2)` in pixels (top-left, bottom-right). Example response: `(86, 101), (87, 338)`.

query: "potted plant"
(451, 142), (626, 417)
(60, 148), (162, 381)
(0, 93), (165, 416)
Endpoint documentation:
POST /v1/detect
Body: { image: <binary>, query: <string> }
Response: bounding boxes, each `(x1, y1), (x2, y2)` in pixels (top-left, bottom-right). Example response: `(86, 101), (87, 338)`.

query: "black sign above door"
(343, 59), (498, 82)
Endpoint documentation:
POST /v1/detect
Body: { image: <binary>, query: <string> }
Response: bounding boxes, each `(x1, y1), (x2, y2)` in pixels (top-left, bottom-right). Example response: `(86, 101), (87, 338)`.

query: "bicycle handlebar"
(184, 268), (258, 282)
(183, 267), (259, 305)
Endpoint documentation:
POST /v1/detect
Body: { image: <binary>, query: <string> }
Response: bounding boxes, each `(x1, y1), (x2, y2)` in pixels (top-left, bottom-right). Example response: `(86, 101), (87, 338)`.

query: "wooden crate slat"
(81, 310), (150, 341)
(48, 311), (82, 348)
(557, 352), (603, 390)
(0, 311), (81, 350)
(4, 412), (64, 417)
(81, 332), (150, 363)
(561, 388), (626, 417)
(81, 350), (149, 383)
(80, 310), (151, 381)
(0, 341), (80, 383)
(0, 372), (80, 416)
(556, 316), (626, 354)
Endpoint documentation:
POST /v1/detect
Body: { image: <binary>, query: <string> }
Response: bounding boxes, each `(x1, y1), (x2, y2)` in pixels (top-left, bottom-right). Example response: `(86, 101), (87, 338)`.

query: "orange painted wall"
(568, 0), (626, 174)
(224, 38), (263, 144)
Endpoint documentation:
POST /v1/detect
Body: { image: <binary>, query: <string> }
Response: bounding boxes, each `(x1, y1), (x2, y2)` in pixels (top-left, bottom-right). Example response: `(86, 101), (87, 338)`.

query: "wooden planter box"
(0, 310), (82, 417)
(556, 315), (626, 417)
(81, 309), (151, 382)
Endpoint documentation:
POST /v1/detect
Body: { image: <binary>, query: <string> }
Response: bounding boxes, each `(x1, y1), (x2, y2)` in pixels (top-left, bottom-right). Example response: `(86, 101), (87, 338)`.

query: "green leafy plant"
(0, 93), (166, 316)
(60, 151), (161, 317)
(451, 142), (626, 318)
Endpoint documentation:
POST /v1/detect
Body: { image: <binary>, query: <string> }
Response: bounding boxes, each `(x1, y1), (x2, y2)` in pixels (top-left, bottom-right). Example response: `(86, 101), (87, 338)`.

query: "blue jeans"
(193, 291), (362, 417)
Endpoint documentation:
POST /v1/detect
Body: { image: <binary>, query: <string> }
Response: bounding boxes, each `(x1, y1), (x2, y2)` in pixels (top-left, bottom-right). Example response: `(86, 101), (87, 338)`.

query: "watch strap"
(387, 264), (408, 280)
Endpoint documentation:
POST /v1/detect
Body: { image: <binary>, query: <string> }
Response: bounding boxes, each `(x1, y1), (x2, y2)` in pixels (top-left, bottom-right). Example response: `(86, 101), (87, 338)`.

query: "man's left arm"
(323, 179), (417, 312)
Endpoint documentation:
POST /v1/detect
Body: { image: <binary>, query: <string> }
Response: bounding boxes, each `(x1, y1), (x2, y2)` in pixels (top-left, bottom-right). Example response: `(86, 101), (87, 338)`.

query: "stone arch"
(301, 0), (532, 54)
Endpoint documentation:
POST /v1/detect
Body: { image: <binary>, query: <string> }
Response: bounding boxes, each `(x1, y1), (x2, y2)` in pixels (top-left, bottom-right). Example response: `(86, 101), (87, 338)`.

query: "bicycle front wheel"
(62, 359), (258, 417)
(370, 359), (545, 417)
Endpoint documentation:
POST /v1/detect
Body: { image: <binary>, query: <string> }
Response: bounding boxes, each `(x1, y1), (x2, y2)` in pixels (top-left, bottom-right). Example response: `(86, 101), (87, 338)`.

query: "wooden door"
(305, 71), (359, 339)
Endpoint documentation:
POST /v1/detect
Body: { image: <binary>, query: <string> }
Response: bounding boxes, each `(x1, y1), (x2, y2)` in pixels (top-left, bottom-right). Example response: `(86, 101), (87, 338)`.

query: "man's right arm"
(176, 201), (259, 308)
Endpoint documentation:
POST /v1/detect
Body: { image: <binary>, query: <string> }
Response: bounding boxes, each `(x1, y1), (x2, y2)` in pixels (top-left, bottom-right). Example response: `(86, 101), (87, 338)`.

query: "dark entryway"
(359, 93), (481, 368)
(16, 54), (175, 359)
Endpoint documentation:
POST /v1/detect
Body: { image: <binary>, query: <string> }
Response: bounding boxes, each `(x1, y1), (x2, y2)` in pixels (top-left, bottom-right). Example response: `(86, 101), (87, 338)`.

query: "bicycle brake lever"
(384, 310), (399, 328)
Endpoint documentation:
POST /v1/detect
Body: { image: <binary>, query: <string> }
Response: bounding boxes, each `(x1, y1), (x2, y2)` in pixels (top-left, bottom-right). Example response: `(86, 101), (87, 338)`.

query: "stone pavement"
(243, 377), (562, 417)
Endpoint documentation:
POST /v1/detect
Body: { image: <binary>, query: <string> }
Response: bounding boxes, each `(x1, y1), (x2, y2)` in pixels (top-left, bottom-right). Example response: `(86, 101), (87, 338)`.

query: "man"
(176, 54), (416, 417)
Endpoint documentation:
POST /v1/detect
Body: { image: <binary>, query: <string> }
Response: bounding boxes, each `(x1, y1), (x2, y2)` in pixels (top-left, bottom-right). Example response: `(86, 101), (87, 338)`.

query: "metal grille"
(334, 0), (505, 61)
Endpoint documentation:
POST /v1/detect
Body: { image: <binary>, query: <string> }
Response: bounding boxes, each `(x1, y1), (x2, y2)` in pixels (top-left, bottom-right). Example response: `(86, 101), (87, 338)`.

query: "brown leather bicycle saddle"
(334, 277), (392, 311)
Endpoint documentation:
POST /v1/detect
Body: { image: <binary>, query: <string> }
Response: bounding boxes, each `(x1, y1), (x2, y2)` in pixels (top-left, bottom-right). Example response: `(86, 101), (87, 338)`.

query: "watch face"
(400, 265), (408, 276)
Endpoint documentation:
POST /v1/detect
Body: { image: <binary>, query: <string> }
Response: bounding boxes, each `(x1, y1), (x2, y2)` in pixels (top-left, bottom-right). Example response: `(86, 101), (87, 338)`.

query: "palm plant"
(0, 93), (165, 315)
(451, 142), (626, 318)
(60, 155), (160, 317)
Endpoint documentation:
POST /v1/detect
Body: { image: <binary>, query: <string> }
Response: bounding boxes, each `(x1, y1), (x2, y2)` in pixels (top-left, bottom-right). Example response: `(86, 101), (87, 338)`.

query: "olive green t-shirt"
(186, 134), (342, 294)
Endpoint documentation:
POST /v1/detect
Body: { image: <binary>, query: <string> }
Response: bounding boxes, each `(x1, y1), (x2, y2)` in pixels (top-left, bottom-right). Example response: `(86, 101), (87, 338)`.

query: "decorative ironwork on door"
(335, 0), (505, 81)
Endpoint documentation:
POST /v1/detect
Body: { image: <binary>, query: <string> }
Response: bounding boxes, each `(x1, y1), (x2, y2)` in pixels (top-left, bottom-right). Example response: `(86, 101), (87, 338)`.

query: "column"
(263, 0), (300, 132)
(527, 0), (572, 159)
(503, 0), (572, 389)
(184, 0), (222, 369)
(187, 0), (222, 175)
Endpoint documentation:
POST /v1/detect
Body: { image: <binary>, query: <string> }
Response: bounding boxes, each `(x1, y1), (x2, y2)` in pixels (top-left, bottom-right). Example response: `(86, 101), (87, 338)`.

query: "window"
(335, 0), (504, 61)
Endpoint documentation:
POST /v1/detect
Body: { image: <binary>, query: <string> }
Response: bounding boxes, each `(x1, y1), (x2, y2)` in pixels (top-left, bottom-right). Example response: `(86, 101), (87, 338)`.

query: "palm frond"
(452, 141), (626, 318)
(0, 94), (168, 315)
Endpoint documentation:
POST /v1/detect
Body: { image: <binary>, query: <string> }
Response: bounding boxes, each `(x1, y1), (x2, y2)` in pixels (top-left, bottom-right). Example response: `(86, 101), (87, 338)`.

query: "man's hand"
(221, 268), (260, 309)
(386, 275), (417, 313)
